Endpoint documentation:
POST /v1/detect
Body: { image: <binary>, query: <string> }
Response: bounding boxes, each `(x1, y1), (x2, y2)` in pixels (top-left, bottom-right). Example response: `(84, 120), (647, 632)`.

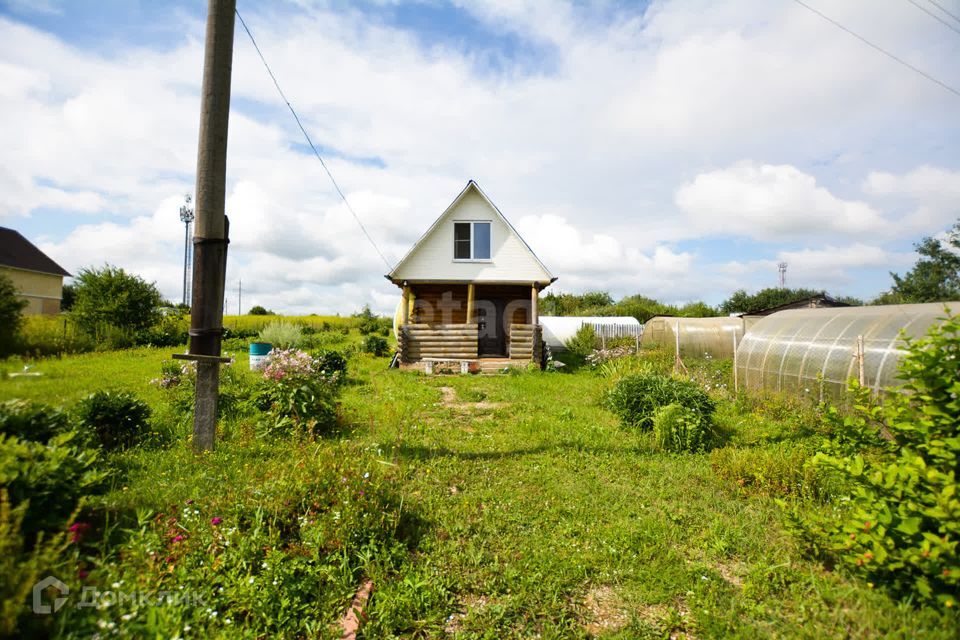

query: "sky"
(1, 0), (959, 315)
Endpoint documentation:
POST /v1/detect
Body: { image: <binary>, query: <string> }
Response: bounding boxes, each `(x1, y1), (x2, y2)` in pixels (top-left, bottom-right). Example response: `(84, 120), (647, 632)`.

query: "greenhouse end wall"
(735, 302), (959, 399)
(641, 316), (749, 359)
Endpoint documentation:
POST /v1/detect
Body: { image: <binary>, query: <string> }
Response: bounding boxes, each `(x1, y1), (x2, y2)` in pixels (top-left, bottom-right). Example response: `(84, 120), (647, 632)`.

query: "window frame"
(452, 220), (493, 262)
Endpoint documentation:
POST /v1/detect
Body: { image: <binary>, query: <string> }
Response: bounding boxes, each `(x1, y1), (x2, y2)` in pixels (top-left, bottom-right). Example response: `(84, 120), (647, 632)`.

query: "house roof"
(386, 180), (555, 285)
(0, 227), (71, 277)
(738, 293), (852, 317)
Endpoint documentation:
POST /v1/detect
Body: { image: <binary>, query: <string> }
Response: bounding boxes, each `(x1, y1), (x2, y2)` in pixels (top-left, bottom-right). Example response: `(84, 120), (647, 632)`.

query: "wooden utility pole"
(180, 0), (236, 453)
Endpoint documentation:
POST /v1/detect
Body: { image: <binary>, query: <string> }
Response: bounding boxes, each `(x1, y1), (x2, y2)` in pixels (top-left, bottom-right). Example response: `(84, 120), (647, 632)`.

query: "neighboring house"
(387, 181), (556, 372)
(741, 293), (852, 318)
(0, 227), (71, 315)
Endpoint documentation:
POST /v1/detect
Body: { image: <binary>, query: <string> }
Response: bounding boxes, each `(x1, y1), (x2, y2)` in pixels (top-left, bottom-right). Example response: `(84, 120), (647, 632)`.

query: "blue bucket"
(249, 342), (272, 370)
(250, 342), (272, 356)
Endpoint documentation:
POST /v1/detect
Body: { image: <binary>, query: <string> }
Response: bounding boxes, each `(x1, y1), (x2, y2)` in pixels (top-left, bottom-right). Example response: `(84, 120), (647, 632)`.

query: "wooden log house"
(386, 181), (556, 373)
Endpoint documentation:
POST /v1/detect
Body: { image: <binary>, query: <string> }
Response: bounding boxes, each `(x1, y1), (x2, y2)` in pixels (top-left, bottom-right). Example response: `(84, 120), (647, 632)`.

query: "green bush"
(75, 390), (152, 451)
(652, 403), (714, 453)
(362, 335), (389, 357)
(605, 372), (715, 430)
(258, 321), (303, 349)
(564, 324), (599, 358)
(0, 273), (27, 358)
(70, 265), (163, 337)
(134, 311), (188, 347)
(0, 400), (74, 443)
(0, 429), (107, 537)
(310, 348), (348, 379)
(794, 311), (960, 609)
(255, 349), (340, 438)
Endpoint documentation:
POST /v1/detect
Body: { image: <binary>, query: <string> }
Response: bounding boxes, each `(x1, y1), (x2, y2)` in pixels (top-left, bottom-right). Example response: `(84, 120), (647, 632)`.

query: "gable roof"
(0, 227), (71, 277)
(387, 180), (554, 285)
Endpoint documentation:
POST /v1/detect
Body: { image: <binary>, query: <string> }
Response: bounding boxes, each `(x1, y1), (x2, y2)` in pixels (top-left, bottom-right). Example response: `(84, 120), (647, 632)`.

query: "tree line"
(542, 218), (960, 322)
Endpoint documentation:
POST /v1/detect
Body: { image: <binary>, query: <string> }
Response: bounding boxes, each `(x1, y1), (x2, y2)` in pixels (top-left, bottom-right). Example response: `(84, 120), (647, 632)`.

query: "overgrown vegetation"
(0, 313), (957, 637)
(0, 274), (27, 358)
(790, 312), (960, 608)
(605, 371), (716, 430)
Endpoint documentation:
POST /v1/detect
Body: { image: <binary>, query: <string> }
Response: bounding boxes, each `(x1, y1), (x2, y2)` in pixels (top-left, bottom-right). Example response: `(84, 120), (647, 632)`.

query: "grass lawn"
(2, 346), (955, 638)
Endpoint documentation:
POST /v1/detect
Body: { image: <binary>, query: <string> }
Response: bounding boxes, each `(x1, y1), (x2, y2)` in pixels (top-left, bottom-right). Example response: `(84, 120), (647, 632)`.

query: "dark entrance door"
(477, 299), (506, 356)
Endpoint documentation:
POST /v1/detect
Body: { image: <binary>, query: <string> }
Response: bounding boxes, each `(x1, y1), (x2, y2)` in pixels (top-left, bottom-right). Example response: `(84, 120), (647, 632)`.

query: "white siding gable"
(388, 182), (553, 284)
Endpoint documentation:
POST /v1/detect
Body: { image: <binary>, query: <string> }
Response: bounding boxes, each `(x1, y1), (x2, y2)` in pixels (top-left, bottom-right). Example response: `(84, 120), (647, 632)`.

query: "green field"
(1, 337), (956, 638)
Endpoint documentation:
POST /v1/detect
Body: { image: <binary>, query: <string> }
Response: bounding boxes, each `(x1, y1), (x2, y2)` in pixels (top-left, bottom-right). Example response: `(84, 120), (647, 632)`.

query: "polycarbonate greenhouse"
(641, 316), (751, 358)
(735, 302), (959, 399)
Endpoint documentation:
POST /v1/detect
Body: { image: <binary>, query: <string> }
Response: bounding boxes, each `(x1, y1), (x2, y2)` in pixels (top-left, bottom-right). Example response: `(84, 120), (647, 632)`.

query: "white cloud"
(2, 0), (958, 311)
(674, 162), (889, 242)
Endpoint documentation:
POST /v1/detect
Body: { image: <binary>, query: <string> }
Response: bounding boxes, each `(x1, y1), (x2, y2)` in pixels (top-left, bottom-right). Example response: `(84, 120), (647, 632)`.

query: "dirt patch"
(438, 387), (509, 411)
(581, 586), (630, 636)
(444, 594), (492, 635)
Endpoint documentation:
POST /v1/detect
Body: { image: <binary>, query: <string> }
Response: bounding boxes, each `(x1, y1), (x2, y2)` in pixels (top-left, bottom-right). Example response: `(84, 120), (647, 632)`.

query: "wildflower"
(173, 535), (185, 543)
(68, 522), (91, 543)
(211, 516), (222, 526)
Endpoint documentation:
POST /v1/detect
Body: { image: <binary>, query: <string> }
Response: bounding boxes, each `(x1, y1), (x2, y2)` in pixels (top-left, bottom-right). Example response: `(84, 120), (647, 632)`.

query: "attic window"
(454, 221), (491, 261)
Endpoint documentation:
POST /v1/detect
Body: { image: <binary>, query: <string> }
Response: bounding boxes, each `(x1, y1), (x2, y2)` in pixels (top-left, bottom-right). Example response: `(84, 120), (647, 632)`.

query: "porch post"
(530, 284), (538, 325)
(401, 286), (409, 325)
(466, 283), (475, 323)
(407, 289), (416, 323)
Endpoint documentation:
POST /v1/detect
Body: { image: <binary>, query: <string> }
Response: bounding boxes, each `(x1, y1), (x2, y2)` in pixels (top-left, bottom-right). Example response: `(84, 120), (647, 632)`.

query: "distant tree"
(248, 305), (273, 316)
(678, 301), (720, 317)
(880, 220), (960, 303)
(60, 282), (76, 311)
(71, 266), (163, 335)
(834, 295), (864, 307)
(719, 287), (823, 315)
(0, 273), (28, 355)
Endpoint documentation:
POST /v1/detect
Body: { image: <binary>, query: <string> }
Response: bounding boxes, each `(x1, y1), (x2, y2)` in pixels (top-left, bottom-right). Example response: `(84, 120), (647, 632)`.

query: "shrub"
(653, 403), (714, 453)
(70, 265), (163, 336)
(0, 430), (107, 536)
(75, 390), (152, 451)
(134, 311), (188, 347)
(565, 324), (599, 358)
(258, 321), (303, 350)
(310, 349), (348, 379)
(605, 372), (715, 430)
(362, 335), (389, 357)
(255, 349), (340, 437)
(0, 273), (27, 357)
(0, 400), (73, 443)
(793, 311), (960, 609)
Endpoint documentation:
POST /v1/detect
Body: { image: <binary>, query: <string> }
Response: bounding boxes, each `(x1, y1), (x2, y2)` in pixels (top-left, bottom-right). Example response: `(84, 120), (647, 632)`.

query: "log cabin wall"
(398, 323), (479, 363)
(509, 324), (543, 363)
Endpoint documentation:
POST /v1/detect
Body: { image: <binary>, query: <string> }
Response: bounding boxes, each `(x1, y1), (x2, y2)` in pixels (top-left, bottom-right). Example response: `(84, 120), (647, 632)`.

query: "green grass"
(1, 346), (956, 638)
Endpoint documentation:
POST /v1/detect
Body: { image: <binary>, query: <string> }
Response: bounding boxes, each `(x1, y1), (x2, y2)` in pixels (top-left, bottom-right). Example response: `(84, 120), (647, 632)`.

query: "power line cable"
(905, 0), (960, 35)
(927, 0), (960, 25)
(791, 0), (960, 98)
(234, 9), (394, 271)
